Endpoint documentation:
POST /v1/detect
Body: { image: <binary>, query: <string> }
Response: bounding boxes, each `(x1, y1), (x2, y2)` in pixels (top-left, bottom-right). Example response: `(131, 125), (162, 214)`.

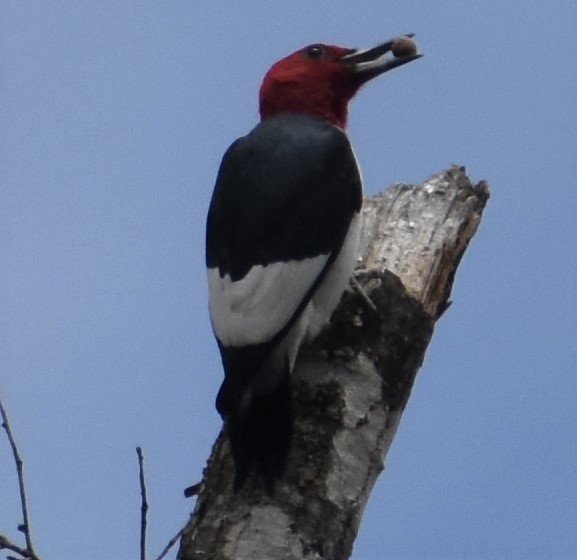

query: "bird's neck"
(259, 85), (350, 129)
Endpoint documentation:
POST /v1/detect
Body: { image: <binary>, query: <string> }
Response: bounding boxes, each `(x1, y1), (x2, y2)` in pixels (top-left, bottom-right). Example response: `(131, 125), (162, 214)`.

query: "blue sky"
(1, 2), (576, 559)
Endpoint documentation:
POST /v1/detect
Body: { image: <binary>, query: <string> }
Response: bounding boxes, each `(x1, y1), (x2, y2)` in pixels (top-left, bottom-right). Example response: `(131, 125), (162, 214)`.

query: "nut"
(391, 36), (418, 58)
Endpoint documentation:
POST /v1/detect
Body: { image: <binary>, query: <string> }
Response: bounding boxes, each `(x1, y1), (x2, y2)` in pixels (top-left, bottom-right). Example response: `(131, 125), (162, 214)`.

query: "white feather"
(208, 254), (328, 347)
(208, 211), (361, 350)
(307, 212), (361, 338)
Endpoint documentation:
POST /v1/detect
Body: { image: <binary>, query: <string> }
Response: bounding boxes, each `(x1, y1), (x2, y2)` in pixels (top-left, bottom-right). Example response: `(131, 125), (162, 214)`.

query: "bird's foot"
(350, 272), (378, 313)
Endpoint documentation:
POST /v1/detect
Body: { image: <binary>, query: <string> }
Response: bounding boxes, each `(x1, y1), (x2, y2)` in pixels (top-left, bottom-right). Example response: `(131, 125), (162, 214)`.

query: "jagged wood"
(178, 165), (490, 560)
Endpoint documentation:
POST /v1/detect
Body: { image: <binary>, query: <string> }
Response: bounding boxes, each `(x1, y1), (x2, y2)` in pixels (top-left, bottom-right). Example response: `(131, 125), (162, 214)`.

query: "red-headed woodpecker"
(206, 36), (421, 491)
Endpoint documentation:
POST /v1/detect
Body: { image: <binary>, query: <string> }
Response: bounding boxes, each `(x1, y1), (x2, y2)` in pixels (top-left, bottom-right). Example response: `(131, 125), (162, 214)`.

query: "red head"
(259, 36), (422, 129)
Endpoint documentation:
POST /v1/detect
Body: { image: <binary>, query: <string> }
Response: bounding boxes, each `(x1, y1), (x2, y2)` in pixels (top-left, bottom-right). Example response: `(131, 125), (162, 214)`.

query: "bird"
(205, 35), (421, 491)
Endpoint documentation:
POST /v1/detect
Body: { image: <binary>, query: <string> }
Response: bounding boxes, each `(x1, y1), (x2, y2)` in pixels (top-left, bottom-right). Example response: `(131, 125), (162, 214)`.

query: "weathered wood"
(178, 165), (490, 560)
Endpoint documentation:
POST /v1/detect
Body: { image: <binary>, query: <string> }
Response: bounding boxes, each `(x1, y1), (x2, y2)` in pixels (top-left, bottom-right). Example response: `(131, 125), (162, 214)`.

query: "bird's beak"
(342, 34), (423, 83)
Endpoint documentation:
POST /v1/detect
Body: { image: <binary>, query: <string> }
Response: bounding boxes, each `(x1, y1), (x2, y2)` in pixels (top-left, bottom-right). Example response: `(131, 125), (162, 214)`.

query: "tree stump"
(178, 165), (490, 560)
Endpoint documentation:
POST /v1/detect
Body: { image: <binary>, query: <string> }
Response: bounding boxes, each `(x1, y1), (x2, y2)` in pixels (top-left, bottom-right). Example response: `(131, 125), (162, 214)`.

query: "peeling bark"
(178, 166), (490, 560)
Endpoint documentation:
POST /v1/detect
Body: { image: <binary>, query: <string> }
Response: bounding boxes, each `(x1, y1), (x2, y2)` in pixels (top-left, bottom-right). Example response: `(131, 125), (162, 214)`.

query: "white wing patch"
(307, 212), (361, 338)
(208, 254), (329, 347)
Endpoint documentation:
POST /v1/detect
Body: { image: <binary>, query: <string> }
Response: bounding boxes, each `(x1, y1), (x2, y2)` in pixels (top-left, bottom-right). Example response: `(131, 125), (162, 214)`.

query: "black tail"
(218, 368), (293, 494)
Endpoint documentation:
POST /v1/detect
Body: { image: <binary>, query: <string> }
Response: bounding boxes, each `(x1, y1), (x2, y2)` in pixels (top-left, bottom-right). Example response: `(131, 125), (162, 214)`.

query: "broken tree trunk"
(178, 165), (490, 560)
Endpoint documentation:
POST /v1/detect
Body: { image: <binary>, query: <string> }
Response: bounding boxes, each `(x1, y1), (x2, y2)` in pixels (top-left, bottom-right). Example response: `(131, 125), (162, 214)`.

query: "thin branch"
(0, 393), (38, 559)
(153, 526), (186, 560)
(136, 447), (148, 560)
(137, 445), (186, 560)
(0, 534), (37, 560)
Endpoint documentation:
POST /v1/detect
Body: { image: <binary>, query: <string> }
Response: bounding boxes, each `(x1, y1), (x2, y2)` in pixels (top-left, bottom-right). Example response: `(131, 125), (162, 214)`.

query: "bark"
(178, 165), (490, 560)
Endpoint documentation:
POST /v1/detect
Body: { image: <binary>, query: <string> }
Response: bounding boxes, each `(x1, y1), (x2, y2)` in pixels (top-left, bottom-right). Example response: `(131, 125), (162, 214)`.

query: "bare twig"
(136, 445), (187, 560)
(183, 481), (201, 498)
(136, 446), (148, 560)
(153, 526), (185, 560)
(0, 534), (36, 559)
(0, 393), (38, 560)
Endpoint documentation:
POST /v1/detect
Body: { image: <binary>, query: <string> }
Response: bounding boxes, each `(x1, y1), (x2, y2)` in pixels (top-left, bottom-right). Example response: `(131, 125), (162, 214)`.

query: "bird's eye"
(305, 44), (326, 60)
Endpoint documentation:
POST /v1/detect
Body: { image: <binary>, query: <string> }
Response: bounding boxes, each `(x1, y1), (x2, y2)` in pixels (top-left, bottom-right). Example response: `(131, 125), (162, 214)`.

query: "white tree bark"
(178, 165), (490, 560)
